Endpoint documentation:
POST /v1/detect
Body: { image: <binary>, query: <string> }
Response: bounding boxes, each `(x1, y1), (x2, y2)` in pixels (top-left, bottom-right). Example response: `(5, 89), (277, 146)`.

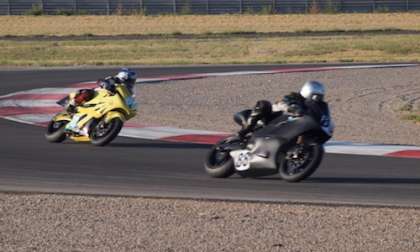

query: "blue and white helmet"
(115, 68), (137, 86)
(300, 80), (325, 101)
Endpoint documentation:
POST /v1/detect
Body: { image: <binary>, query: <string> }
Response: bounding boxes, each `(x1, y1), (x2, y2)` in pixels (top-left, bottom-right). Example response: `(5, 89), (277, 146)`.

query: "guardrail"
(0, 0), (420, 15)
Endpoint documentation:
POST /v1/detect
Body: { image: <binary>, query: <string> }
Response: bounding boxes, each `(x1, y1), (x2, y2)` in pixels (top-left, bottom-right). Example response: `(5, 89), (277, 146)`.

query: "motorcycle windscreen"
(253, 115), (319, 141)
(56, 95), (70, 107)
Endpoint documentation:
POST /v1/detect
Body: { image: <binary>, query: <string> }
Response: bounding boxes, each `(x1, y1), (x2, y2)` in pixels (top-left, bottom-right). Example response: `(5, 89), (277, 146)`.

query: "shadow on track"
(254, 176), (420, 184)
(308, 177), (420, 184)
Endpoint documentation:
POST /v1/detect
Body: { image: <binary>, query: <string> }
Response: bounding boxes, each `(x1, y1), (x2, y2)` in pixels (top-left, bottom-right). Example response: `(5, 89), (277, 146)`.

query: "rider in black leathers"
(238, 81), (331, 138)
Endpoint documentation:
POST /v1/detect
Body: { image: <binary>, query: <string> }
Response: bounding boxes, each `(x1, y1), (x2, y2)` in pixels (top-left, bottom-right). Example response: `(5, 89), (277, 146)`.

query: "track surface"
(1, 64), (420, 207)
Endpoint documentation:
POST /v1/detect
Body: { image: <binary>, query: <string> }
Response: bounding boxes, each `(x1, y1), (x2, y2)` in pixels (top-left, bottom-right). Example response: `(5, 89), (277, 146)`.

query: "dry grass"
(1, 13), (420, 36)
(404, 114), (420, 123)
(1, 34), (419, 66)
(399, 103), (420, 124)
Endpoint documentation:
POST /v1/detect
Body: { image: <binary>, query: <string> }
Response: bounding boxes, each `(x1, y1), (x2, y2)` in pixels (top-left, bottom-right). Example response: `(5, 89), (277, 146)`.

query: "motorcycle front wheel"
(204, 139), (236, 178)
(45, 120), (67, 143)
(90, 118), (123, 146)
(278, 144), (324, 182)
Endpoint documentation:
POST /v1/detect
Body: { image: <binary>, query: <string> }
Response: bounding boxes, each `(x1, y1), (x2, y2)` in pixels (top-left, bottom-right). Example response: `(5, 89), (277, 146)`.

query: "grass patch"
(0, 34), (420, 66)
(403, 114), (420, 123)
(399, 103), (420, 124)
(1, 13), (420, 37)
(25, 4), (44, 16)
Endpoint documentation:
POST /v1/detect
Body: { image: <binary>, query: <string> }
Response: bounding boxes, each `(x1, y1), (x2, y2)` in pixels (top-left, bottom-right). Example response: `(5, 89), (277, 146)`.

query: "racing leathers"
(238, 92), (330, 138)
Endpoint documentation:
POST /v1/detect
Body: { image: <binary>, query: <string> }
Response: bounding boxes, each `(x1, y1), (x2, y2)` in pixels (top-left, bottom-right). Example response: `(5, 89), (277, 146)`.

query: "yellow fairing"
(74, 85), (135, 129)
(115, 85), (136, 119)
(52, 112), (72, 122)
(104, 111), (125, 123)
(70, 135), (91, 142)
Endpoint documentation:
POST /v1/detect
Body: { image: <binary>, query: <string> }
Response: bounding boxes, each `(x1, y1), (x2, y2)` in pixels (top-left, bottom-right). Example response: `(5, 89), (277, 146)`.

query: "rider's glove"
(283, 92), (305, 106)
(287, 104), (303, 117)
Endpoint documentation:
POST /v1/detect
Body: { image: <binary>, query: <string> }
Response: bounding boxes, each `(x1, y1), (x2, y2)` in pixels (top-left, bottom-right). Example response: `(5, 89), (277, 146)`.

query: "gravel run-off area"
(135, 66), (420, 145)
(2, 67), (420, 251)
(2, 193), (420, 252)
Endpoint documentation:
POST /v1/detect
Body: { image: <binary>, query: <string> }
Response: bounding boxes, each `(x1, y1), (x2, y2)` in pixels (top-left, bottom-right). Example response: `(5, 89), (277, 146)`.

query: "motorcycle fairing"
(231, 136), (285, 172)
(230, 115), (323, 174)
(74, 88), (132, 130)
(253, 115), (319, 142)
(104, 111), (125, 123)
(69, 135), (90, 142)
(52, 112), (72, 122)
(56, 95), (70, 107)
(230, 150), (252, 171)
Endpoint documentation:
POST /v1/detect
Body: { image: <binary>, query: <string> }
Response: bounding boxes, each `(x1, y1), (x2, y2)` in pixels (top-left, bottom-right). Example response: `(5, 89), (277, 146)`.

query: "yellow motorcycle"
(45, 84), (136, 146)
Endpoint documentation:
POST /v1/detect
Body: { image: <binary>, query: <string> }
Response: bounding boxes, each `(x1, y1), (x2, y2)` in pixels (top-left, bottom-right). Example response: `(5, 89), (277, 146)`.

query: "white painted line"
(0, 88), (77, 99)
(331, 64), (418, 70)
(10, 113), (55, 124)
(120, 126), (224, 140)
(325, 141), (420, 156)
(0, 99), (60, 107)
(1, 116), (40, 126)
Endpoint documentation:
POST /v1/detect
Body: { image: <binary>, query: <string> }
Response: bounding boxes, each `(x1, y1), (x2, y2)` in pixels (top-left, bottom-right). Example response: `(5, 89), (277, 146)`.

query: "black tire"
(90, 118), (123, 146)
(45, 120), (67, 143)
(278, 144), (324, 182)
(204, 145), (235, 178)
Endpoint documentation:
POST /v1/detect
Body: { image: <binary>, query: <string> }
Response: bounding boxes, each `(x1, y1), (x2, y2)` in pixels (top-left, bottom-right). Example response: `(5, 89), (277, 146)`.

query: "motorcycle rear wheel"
(45, 120), (67, 143)
(204, 142), (235, 178)
(278, 144), (324, 182)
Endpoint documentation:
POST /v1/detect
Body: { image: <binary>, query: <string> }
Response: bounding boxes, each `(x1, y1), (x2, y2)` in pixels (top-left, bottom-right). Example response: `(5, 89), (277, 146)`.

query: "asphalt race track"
(1, 64), (420, 207)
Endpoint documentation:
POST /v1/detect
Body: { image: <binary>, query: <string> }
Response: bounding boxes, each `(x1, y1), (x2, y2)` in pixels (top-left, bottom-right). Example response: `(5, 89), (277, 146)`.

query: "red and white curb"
(1, 64), (420, 159)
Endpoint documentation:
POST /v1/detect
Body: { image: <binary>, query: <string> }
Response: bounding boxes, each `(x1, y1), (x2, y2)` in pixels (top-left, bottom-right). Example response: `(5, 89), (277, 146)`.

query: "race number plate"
(230, 150), (252, 171)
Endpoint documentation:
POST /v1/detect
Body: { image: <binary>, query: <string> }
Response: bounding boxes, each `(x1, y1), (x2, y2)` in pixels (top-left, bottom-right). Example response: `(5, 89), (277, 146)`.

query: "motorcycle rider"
(98, 68), (137, 95)
(96, 68), (138, 109)
(65, 68), (138, 133)
(237, 80), (332, 138)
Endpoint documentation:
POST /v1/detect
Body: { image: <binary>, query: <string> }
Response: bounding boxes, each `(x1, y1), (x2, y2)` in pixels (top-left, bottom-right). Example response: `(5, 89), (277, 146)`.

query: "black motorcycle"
(204, 107), (334, 182)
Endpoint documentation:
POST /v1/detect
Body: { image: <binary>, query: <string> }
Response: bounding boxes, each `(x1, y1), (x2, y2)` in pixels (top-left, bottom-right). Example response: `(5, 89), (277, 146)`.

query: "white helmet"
(116, 68), (136, 82)
(115, 68), (137, 91)
(300, 81), (325, 101)
(116, 71), (129, 82)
